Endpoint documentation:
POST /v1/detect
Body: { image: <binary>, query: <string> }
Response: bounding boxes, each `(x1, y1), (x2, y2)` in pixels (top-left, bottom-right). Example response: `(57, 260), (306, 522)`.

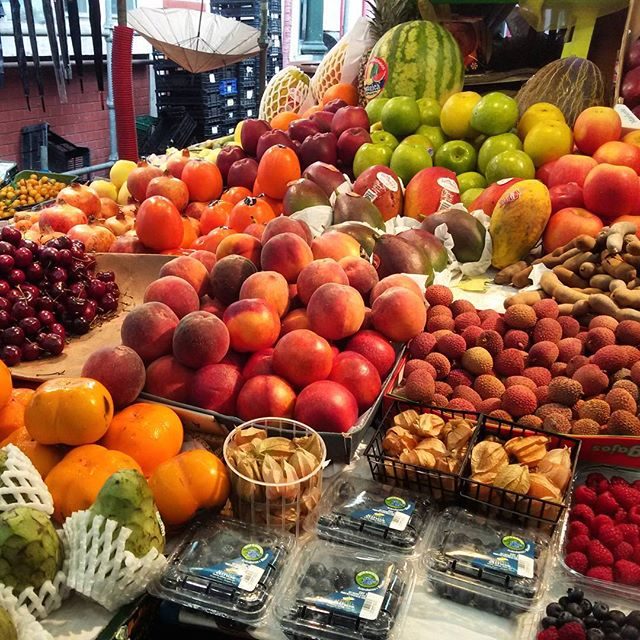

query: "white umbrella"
(128, 7), (261, 73)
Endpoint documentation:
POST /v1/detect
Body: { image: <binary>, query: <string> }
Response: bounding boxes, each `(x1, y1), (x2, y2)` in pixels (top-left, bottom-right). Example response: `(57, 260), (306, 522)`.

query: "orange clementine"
(101, 402), (184, 476)
(0, 361), (12, 409)
(270, 111), (302, 131)
(322, 83), (358, 106)
(1, 426), (66, 478)
(221, 186), (253, 205)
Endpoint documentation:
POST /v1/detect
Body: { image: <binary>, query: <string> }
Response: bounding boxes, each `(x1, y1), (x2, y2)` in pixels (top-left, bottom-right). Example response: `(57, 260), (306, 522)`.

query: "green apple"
(457, 171), (487, 193)
(370, 122), (383, 133)
(477, 133), (523, 175)
(371, 130), (399, 151)
(416, 125), (446, 152)
(485, 150), (535, 183)
(417, 97), (441, 126)
(390, 142), (433, 186)
(365, 98), (389, 124)
(435, 140), (477, 175)
(402, 134), (435, 155)
(353, 143), (393, 177)
(381, 96), (421, 138)
(470, 92), (519, 136)
(461, 187), (485, 209)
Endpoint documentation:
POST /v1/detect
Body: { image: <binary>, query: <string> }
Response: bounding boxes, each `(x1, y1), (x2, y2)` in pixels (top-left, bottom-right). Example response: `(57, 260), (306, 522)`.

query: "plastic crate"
(136, 115), (159, 149)
(218, 78), (238, 96)
(155, 72), (218, 93)
(155, 91), (221, 108)
(21, 124), (91, 172)
(141, 109), (197, 155)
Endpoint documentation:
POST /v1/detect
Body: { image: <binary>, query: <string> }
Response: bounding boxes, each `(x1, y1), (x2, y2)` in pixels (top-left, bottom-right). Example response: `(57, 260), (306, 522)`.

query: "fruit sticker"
(350, 496), (416, 531)
(436, 177), (460, 210)
(363, 57), (388, 100)
(355, 570), (381, 590)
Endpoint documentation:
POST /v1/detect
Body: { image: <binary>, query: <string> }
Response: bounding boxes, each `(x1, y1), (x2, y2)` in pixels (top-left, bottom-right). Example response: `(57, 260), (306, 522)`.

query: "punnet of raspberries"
(537, 587), (640, 640)
(566, 472), (640, 587)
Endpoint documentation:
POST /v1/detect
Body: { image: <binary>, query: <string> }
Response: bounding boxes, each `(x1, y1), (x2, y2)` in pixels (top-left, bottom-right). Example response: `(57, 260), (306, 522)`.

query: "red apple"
(593, 141), (640, 174)
(227, 158), (259, 190)
(299, 132), (338, 169)
(543, 207), (604, 253)
(627, 37), (640, 69)
(240, 119), (271, 157)
(550, 182), (584, 213)
(548, 155), (597, 188)
(613, 214), (640, 238)
(288, 118), (321, 143)
(573, 107), (622, 156)
(469, 178), (521, 216)
(536, 161), (557, 186)
(337, 127), (372, 167)
(623, 66), (640, 108)
(324, 99), (348, 113)
(331, 106), (370, 138)
(310, 111), (335, 133)
(256, 129), (296, 161)
(583, 163), (640, 220)
(353, 165), (404, 221)
(303, 161), (349, 197)
(216, 145), (246, 182)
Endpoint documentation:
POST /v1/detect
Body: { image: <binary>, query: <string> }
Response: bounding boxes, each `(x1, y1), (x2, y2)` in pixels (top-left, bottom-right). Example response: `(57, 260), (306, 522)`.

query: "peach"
(542, 208), (604, 253)
(81, 345), (145, 409)
(221, 350), (247, 371)
(121, 301), (179, 363)
(143, 276), (199, 319)
(223, 299), (281, 352)
(346, 329), (396, 377)
(593, 141), (640, 174)
(189, 250), (217, 273)
(296, 259), (348, 305)
(329, 351), (381, 412)
(294, 380), (358, 433)
(371, 287), (426, 342)
(243, 348), (274, 378)
(281, 308), (309, 335)
(370, 274), (423, 303)
(159, 256), (209, 296)
(244, 222), (265, 241)
(210, 255), (257, 305)
(190, 363), (243, 414)
(311, 230), (361, 261)
(338, 256), (379, 297)
(145, 355), (193, 403)
(574, 106), (622, 156)
(236, 375), (296, 420)
(548, 155), (597, 188)
(272, 329), (333, 388)
(261, 232), (314, 283)
(215, 232), (261, 266)
(200, 295), (226, 318)
(172, 310), (230, 368)
(307, 283), (365, 340)
(262, 216), (312, 245)
(239, 271), (290, 317)
(583, 163), (640, 220)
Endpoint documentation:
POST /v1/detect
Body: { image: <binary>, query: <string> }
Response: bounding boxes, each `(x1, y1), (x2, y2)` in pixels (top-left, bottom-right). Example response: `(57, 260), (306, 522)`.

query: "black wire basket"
(460, 414), (582, 530)
(364, 399), (482, 504)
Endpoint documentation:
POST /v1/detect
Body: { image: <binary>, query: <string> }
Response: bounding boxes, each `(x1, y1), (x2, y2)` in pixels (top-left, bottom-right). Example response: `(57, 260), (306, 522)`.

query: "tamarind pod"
(563, 251), (597, 272)
(623, 253), (640, 268)
(609, 221), (638, 237)
(607, 232), (626, 254)
(588, 293), (620, 318)
(617, 307), (640, 321)
(553, 266), (590, 289)
(494, 261), (527, 285)
(609, 279), (627, 293)
(602, 255), (637, 282)
(626, 238), (640, 256)
(590, 274), (613, 290)
(512, 266), (534, 289)
(579, 262), (596, 279)
(504, 290), (546, 307)
(540, 271), (589, 303)
(572, 299), (591, 317)
(611, 286), (640, 310)
(575, 235), (597, 252)
(540, 247), (581, 267)
(581, 288), (606, 295)
(558, 303), (574, 315)
(628, 278), (640, 290)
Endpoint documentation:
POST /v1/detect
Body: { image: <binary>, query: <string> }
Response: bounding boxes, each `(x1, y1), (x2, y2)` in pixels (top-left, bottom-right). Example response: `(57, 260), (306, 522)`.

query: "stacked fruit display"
(395, 285), (640, 437)
(621, 36), (640, 117)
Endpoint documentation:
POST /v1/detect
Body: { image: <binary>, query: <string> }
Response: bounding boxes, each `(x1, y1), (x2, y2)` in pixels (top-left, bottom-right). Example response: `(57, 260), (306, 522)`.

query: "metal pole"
(258, 0), (268, 100)
(117, 0), (127, 27)
(104, 0), (118, 162)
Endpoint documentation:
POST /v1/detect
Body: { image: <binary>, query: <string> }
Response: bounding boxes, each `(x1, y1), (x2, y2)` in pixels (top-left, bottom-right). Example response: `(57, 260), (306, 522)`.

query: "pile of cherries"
(0, 227), (119, 365)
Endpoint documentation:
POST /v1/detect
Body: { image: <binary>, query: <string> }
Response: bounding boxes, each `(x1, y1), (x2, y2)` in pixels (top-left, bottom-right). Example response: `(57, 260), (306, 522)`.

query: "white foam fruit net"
(63, 511), (166, 611)
(0, 585), (54, 640)
(0, 445), (54, 516)
(259, 66), (310, 121)
(15, 563), (68, 620)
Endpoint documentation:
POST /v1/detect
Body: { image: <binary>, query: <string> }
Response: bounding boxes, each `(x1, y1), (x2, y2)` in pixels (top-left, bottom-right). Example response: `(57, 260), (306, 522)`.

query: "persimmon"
(270, 111), (302, 131)
(135, 195), (184, 251)
(1, 426), (65, 478)
(322, 82), (358, 106)
(0, 360), (12, 409)
(181, 159), (223, 202)
(200, 200), (233, 235)
(221, 186), (252, 205)
(190, 227), (236, 253)
(228, 197), (275, 232)
(256, 146), (301, 200)
(0, 392), (28, 441)
(257, 194), (284, 216)
(181, 216), (200, 248)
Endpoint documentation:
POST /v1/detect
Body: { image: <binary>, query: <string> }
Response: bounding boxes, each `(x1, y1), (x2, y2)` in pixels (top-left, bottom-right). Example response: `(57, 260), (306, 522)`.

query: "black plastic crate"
(365, 400), (481, 504)
(141, 109), (197, 155)
(156, 91), (221, 108)
(21, 123), (90, 172)
(155, 72), (218, 93)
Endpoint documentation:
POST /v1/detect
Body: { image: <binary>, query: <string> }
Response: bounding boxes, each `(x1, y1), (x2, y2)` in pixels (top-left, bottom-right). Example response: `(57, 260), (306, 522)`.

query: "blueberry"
(582, 600), (594, 616)
(594, 603), (611, 620)
(607, 634), (622, 640)
(542, 617), (558, 629)
(568, 603), (586, 618)
(558, 612), (576, 626)
(547, 603), (565, 618)
(602, 621), (621, 634)
(560, 596), (570, 609)
(612, 613), (629, 627)
(568, 588), (585, 603)
(626, 613), (640, 628)
(622, 626), (640, 640)
(585, 616), (600, 629)
(588, 631), (606, 640)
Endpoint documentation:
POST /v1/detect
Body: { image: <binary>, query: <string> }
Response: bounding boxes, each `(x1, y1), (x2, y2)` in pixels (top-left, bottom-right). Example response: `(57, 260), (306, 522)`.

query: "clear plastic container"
(307, 474), (432, 555)
(149, 518), (294, 628)
(277, 539), (414, 640)
(424, 507), (551, 618)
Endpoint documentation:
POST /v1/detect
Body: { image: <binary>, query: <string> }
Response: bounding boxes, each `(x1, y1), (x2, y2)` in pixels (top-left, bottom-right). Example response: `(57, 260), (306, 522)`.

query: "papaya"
(489, 179), (551, 270)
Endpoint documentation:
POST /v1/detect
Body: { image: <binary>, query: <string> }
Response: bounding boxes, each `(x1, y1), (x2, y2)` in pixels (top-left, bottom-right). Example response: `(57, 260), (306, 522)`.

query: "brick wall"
(0, 64), (150, 169)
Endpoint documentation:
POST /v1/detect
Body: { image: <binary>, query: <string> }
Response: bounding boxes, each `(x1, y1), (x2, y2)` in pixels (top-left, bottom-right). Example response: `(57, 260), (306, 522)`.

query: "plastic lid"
(425, 507), (550, 617)
(149, 518), (294, 624)
(309, 474), (432, 555)
(277, 539), (414, 640)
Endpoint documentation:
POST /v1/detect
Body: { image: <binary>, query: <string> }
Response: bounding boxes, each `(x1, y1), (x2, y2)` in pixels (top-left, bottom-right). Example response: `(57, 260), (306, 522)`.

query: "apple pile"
(622, 36), (640, 118)
(98, 220), (431, 434)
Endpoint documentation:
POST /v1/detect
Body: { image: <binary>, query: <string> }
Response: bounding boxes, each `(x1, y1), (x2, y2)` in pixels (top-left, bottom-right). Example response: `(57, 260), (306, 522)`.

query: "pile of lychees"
(397, 285), (640, 436)
(565, 471), (640, 586)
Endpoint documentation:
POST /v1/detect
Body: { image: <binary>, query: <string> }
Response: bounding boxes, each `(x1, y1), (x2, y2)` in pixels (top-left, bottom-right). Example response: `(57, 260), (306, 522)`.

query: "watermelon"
(363, 21), (464, 105)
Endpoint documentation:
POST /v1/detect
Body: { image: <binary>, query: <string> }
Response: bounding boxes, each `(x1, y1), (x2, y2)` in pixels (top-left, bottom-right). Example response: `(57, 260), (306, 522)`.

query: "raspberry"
(558, 621), (586, 640)
(587, 540), (614, 566)
(538, 629), (560, 640)
(590, 514), (614, 536)
(586, 566), (613, 581)
(613, 559), (640, 585)
(618, 523), (640, 546)
(610, 484), (640, 510)
(573, 485), (597, 506)
(633, 545), (640, 564)
(614, 541), (635, 561)
(629, 506), (640, 526)
(634, 480), (640, 491)
(610, 476), (630, 486)
(586, 472), (608, 491)
(595, 492), (620, 516)
(565, 551), (589, 574)
(567, 534), (591, 554)
(614, 508), (628, 524)
(570, 504), (595, 525)
(568, 521), (590, 539)
(598, 525), (624, 550)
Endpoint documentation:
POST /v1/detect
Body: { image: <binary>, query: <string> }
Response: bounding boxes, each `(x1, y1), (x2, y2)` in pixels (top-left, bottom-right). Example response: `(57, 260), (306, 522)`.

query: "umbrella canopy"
(128, 8), (260, 73)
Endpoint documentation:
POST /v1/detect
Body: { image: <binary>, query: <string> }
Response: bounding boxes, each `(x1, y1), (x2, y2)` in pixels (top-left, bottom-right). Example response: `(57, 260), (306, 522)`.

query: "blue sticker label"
(350, 497), (415, 532)
(470, 535), (535, 579)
